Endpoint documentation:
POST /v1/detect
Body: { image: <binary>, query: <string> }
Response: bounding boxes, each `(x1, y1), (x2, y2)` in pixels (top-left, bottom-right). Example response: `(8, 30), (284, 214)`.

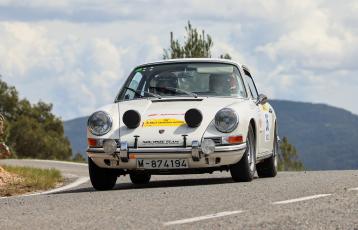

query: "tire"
(230, 125), (256, 182)
(88, 157), (117, 190)
(256, 127), (278, 178)
(129, 172), (151, 184)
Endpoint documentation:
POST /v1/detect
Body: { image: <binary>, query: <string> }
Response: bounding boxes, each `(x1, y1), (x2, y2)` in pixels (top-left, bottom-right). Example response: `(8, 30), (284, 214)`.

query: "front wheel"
(230, 125), (256, 182)
(89, 157), (118, 190)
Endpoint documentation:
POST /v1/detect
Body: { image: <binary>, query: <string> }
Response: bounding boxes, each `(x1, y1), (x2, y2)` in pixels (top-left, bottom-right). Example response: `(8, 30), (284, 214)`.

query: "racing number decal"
(264, 113), (270, 142)
(260, 104), (271, 142)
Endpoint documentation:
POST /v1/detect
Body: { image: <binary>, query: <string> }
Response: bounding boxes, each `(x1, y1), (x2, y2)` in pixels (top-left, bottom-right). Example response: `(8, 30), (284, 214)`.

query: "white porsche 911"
(87, 58), (278, 190)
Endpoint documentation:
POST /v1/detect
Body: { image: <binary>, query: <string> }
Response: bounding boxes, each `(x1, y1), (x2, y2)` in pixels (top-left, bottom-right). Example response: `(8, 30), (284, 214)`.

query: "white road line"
(348, 187), (358, 191)
(28, 159), (87, 166)
(0, 176), (90, 200)
(163, 210), (244, 226)
(23, 176), (90, 196)
(272, 194), (332, 205)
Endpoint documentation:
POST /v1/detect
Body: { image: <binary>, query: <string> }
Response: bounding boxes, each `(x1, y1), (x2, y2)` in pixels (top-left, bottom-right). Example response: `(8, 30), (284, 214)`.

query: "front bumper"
(87, 142), (246, 169)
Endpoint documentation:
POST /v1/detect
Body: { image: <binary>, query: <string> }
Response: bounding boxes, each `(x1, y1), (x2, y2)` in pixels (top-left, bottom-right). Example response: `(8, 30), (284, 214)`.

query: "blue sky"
(0, 0), (357, 120)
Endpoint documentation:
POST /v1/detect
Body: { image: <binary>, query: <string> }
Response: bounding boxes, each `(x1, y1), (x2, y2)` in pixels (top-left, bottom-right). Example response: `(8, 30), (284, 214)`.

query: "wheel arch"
(249, 118), (257, 152)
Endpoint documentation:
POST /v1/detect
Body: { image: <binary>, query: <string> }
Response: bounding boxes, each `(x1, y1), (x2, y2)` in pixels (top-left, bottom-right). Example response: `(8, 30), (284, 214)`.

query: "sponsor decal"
(261, 103), (270, 112)
(142, 118), (186, 127)
(148, 113), (184, 117)
(142, 140), (180, 145)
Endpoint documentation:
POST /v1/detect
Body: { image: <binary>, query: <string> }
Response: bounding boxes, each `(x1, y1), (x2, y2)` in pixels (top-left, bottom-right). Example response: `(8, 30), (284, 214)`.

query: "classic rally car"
(87, 58), (278, 190)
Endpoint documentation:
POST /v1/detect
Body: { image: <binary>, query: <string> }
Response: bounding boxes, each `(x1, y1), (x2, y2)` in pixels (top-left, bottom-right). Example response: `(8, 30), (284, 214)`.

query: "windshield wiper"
(150, 86), (198, 98)
(124, 87), (162, 99)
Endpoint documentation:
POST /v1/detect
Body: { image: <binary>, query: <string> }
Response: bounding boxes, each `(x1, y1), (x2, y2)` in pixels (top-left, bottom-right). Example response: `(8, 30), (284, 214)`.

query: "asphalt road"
(0, 159), (357, 229)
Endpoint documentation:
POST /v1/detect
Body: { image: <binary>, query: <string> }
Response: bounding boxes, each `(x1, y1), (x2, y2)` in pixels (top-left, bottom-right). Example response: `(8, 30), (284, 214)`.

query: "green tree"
(278, 137), (304, 171)
(219, 53), (232, 59)
(72, 152), (86, 163)
(0, 75), (19, 121)
(0, 77), (72, 160)
(163, 21), (230, 59)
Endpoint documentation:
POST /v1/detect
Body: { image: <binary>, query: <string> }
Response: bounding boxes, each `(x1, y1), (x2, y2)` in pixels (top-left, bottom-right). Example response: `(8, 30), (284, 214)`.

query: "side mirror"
(256, 94), (268, 105)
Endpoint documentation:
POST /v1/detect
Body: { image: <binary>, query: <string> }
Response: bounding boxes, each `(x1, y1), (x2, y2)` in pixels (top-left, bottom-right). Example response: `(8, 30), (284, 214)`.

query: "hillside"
(271, 100), (358, 170)
(64, 100), (358, 170)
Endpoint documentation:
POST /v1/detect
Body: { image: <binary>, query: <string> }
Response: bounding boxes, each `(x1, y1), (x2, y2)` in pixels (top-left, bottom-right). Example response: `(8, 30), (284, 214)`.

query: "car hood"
(117, 97), (245, 147)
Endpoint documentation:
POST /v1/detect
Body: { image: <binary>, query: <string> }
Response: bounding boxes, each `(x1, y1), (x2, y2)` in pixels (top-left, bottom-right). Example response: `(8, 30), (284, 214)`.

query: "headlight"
(214, 108), (238, 133)
(87, 111), (112, 136)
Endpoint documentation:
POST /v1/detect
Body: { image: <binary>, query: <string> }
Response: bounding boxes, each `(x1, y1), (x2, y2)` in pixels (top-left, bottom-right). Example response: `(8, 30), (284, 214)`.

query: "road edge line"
(28, 159), (87, 166)
(0, 176), (90, 200)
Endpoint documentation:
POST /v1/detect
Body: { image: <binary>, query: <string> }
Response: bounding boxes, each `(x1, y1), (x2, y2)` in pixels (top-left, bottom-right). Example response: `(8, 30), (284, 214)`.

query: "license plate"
(137, 159), (188, 169)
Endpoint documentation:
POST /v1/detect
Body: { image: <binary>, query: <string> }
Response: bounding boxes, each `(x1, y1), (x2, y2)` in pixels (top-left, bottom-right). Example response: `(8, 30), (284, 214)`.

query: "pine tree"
(219, 53), (232, 59)
(163, 21), (229, 59)
(278, 137), (304, 171)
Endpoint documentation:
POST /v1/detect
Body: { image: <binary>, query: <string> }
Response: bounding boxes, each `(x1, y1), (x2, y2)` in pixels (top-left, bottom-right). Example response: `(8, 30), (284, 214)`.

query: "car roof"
(136, 58), (242, 68)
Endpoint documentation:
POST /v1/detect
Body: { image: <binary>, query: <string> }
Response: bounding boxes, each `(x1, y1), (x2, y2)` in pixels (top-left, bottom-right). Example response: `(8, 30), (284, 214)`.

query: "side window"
(244, 75), (259, 99)
(124, 72), (143, 100)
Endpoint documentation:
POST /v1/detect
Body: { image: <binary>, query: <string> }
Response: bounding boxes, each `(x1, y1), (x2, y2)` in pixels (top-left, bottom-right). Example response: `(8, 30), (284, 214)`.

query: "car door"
(242, 70), (271, 155)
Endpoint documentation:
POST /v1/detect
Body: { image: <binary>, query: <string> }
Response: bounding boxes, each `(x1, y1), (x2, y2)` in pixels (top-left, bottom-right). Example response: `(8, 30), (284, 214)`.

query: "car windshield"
(116, 62), (247, 101)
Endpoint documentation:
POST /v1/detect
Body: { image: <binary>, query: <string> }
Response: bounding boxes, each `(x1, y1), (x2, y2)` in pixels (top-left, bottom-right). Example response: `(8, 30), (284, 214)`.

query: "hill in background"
(64, 100), (358, 170)
(271, 100), (358, 170)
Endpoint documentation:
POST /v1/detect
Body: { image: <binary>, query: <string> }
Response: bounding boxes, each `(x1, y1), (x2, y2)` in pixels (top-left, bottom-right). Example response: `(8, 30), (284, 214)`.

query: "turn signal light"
(88, 138), (98, 147)
(228, 135), (243, 144)
(222, 135), (243, 144)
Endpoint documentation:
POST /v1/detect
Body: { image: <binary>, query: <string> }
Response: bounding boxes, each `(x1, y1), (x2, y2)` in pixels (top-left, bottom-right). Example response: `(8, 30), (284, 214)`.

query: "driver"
(209, 73), (238, 96)
(151, 72), (178, 96)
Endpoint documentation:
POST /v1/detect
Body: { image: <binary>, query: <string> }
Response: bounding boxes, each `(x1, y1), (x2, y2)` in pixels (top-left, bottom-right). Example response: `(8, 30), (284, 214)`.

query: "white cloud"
(0, 0), (357, 119)
(0, 22), (56, 76)
(0, 22), (124, 118)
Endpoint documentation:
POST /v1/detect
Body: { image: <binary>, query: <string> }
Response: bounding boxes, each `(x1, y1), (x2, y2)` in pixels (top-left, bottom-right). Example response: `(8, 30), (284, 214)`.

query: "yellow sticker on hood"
(143, 118), (186, 127)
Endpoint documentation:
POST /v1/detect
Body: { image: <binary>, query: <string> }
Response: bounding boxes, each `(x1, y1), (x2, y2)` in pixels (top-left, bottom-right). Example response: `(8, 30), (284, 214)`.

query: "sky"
(0, 0), (357, 120)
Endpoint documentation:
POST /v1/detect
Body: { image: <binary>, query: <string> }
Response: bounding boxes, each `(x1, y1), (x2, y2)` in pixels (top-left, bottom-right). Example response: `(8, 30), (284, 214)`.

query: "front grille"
(205, 137), (222, 146)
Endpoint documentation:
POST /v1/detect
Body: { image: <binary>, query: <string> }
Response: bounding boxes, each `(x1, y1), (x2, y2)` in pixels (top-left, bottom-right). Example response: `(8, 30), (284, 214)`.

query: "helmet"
(209, 73), (237, 96)
(151, 72), (178, 95)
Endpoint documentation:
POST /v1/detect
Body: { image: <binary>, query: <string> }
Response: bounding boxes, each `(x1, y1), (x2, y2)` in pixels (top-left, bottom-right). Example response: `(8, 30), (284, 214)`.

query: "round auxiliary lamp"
(122, 110), (141, 129)
(185, 109), (203, 128)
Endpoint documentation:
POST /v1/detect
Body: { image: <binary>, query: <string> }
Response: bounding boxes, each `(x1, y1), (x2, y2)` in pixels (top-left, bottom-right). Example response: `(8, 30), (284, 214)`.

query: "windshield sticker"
(143, 118), (186, 127)
(135, 67), (143, 73)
